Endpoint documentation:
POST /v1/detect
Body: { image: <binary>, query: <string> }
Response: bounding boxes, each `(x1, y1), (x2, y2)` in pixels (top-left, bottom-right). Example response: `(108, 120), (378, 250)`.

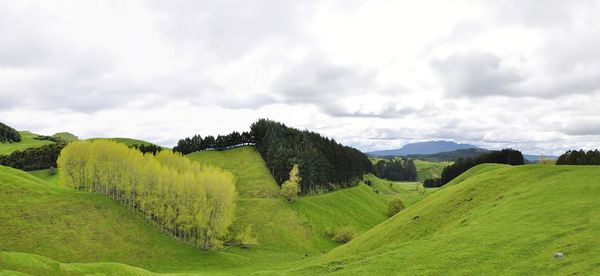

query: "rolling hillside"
(0, 131), (54, 155)
(88, 137), (159, 147)
(0, 145), (396, 274)
(300, 164), (600, 274)
(186, 146), (280, 198)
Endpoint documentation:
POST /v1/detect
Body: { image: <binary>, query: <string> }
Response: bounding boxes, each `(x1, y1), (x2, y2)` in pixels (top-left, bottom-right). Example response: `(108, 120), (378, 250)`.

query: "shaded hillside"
(0, 131), (54, 155)
(300, 164), (600, 274)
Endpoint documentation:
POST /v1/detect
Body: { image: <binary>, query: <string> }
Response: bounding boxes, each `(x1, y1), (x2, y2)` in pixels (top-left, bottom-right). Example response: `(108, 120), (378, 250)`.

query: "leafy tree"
(556, 149), (600, 165)
(281, 164), (301, 202)
(372, 158), (418, 182)
(0, 122), (21, 142)
(58, 140), (239, 250)
(0, 142), (66, 170)
(436, 148), (524, 186)
(388, 198), (405, 217)
(251, 119), (372, 193)
(331, 226), (357, 243)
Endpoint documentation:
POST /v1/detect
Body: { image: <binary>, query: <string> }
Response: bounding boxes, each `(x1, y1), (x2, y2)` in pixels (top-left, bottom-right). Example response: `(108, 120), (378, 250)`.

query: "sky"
(1, 0), (600, 155)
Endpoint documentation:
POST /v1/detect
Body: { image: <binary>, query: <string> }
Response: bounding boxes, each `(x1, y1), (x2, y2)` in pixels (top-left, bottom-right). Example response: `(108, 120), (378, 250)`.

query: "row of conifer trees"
(57, 140), (238, 249)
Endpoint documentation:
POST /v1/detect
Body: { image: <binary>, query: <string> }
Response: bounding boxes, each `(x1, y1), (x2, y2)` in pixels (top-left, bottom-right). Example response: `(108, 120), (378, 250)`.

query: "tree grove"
(57, 140), (238, 250)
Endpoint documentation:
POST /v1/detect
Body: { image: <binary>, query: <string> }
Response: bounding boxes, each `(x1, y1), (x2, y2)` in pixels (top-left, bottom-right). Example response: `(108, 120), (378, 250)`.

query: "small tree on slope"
(281, 164), (301, 203)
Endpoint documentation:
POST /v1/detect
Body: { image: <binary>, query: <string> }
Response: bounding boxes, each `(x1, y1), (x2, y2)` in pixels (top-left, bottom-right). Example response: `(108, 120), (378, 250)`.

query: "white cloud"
(1, 0), (600, 155)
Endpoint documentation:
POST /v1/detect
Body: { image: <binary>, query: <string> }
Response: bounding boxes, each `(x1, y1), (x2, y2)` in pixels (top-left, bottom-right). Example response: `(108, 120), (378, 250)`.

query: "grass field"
(363, 174), (439, 206)
(0, 131), (54, 155)
(51, 132), (78, 142)
(299, 164), (600, 274)
(4, 160), (598, 274)
(187, 146), (280, 198)
(414, 159), (451, 182)
(0, 146), (397, 274)
(88, 137), (159, 147)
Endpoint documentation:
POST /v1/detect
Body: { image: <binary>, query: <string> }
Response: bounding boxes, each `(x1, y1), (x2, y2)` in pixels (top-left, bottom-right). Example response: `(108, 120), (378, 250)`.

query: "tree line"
(0, 143), (66, 171)
(373, 159), (417, 182)
(0, 122), (21, 143)
(251, 119), (372, 193)
(173, 131), (254, 154)
(556, 149), (600, 165)
(58, 140), (238, 250)
(129, 144), (163, 155)
(424, 149), (524, 188)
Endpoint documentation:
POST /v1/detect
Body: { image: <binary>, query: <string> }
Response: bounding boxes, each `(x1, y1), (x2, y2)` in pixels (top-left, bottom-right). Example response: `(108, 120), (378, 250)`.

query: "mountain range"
(368, 140), (479, 157)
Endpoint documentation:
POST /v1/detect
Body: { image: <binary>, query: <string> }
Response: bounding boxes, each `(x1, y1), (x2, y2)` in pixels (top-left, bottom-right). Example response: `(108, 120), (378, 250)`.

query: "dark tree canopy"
(0, 142), (66, 171)
(129, 144), (163, 155)
(251, 119), (372, 193)
(556, 149), (600, 165)
(0, 122), (21, 143)
(427, 148), (524, 187)
(173, 132), (254, 154)
(373, 159), (417, 182)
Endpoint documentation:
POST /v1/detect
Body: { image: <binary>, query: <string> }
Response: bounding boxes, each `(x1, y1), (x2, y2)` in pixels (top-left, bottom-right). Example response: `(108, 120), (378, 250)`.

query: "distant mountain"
(405, 148), (490, 162)
(368, 140), (480, 157)
(523, 154), (558, 162)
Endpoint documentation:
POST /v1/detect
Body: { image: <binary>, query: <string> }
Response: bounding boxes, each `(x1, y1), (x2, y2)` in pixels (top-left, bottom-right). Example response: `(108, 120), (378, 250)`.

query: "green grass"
(414, 160), (451, 182)
(0, 251), (154, 276)
(0, 131), (54, 155)
(299, 164), (600, 274)
(363, 174), (438, 206)
(0, 146), (393, 274)
(88, 137), (158, 147)
(293, 184), (389, 238)
(27, 169), (59, 186)
(52, 132), (78, 142)
(187, 146), (280, 198)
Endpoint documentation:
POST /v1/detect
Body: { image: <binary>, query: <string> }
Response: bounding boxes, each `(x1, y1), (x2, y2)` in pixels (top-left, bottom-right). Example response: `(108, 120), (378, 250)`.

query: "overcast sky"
(1, 0), (600, 154)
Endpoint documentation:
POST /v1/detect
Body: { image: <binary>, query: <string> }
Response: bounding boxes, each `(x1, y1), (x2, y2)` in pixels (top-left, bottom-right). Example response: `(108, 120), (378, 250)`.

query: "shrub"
(0, 122), (21, 143)
(0, 142), (66, 171)
(388, 198), (405, 217)
(48, 166), (57, 175)
(331, 226), (357, 243)
(281, 164), (301, 203)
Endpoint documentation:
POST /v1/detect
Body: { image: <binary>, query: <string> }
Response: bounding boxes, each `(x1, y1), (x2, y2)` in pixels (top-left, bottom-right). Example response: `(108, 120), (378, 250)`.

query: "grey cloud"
(273, 58), (376, 104)
(148, 0), (317, 59)
(561, 120), (600, 136)
(431, 52), (524, 97)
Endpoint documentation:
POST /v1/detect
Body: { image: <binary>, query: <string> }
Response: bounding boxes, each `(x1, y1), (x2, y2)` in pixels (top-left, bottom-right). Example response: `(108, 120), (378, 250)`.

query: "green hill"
(0, 131), (54, 155)
(88, 137), (159, 147)
(186, 146), (280, 198)
(415, 160), (451, 182)
(51, 132), (78, 142)
(300, 164), (600, 274)
(0, 145), (394, 274)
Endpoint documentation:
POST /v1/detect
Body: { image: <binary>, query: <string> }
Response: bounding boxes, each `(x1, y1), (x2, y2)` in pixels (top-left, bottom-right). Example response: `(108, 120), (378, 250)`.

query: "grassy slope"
(87, 137), (158, 147)
(52, 132), (78, 142)
(415, 160), (451, 182)
(1, 146), (392, 274)
(0, 131), (54, 155)
(186, 146), (280, 198)
(300, 164), (600, 274)
(363, 174), (438, 206)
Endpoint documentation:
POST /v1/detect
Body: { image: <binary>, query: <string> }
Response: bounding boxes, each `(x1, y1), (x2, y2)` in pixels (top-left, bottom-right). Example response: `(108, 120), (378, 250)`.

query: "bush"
(423, 178), (442, 188)
(281, 164), (301, 203)
(331, 226), (357, 243)
(48, 166), (57, 175)
(0, 142), (66, 171)
(0, 122), (21, 143)
(388, 198), (405, 217)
